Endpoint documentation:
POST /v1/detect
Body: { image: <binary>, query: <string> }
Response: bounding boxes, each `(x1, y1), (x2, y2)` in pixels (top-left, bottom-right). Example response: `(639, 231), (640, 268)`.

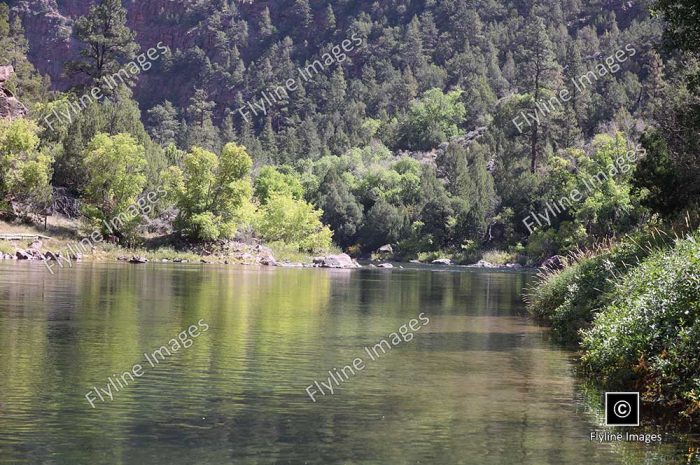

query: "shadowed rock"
(0, 66), (28, 120)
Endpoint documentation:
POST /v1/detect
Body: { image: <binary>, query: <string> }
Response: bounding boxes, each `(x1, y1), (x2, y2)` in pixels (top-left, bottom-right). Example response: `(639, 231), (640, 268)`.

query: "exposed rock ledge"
(312, 254), (361, 269)
(466, 260), (523, 270)
(0, 66), (28, 120)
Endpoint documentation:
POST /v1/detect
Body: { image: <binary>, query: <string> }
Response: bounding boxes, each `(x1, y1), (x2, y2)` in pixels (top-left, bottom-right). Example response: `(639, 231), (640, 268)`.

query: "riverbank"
(526, 228), (700, 425)
(0, 218), (533, 270)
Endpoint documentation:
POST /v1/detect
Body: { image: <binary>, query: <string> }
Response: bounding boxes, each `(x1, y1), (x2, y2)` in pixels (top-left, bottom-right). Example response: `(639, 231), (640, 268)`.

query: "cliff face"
(0, 66), (28, 119)
(8, 0), (205, 90)
(10, 0), (76, 89)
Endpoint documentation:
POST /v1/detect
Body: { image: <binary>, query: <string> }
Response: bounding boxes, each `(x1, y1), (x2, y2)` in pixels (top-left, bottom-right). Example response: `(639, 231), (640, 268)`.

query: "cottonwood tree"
(164, 142), (254, 241)
(0, 118), (53, 219)
(255, 193), (332, 252)
(396, 88), (466, 151)
(81, 132), (147, 240)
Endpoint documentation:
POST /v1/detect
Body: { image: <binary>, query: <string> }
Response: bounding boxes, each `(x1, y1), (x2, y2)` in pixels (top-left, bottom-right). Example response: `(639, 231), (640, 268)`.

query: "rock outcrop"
(312, 254), (361, 269)
(0, 66), (28, 120)
(540, 255), (565, 271)
(377, 244), (393, 255)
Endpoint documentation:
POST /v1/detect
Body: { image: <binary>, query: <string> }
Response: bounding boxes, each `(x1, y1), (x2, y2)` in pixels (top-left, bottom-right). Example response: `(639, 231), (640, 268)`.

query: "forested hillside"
(1, 0), (698, 262)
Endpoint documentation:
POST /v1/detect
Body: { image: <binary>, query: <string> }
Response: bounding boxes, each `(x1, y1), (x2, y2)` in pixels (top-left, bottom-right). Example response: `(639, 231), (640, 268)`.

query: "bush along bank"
(525, 230), (672, 343)
(527, 229), (700, 422)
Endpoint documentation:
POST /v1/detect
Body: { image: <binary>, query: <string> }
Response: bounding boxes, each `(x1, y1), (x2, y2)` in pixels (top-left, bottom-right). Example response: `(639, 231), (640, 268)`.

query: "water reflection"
(0, 262), (695, 464)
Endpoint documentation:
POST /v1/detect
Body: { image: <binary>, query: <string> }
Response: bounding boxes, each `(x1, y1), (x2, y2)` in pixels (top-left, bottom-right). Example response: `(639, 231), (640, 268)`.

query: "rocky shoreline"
(2, 239), (536, 271)
(1, 239), (365, 269)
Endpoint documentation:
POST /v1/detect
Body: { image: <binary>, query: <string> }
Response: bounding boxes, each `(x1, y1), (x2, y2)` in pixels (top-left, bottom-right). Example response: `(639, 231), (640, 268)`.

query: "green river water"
(0, 262), (697, 464)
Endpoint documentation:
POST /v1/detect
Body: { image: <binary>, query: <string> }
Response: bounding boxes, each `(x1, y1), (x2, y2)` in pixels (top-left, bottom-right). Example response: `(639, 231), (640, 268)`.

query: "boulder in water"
(315, 254), (361, 269)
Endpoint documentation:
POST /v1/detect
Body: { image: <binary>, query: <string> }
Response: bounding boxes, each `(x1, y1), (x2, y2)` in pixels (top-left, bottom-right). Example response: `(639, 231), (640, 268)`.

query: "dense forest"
(0, 0), (698, 264)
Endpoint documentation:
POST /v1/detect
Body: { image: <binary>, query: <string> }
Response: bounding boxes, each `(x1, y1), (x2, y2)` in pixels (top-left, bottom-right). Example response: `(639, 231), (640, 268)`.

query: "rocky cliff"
(9, 0), (76, 89)
(8, 0), (255, 90)
(0, 66), (28, 119)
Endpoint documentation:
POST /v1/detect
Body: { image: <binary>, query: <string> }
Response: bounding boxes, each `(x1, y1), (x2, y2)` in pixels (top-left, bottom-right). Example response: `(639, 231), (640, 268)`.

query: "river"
(0, 262), (697, 464)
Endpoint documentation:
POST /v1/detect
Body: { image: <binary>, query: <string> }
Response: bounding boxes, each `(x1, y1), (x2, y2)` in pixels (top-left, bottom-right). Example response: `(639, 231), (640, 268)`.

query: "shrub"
(581, 233), (700, 417)
(255, 194), (332, 253)
(527, 232), (670, 341)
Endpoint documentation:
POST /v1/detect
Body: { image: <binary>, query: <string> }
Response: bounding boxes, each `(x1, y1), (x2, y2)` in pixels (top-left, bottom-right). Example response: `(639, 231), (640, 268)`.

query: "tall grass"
(525, 229), (673, 342)
(581, 232), (700, 418)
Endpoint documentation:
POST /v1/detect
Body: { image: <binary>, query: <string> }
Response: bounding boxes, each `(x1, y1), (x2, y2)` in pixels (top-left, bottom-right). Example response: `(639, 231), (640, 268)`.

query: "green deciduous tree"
(81, 132), (146, 239)
(253, 165), (303, 204)
(0, 118), (53, 218)
(396, 88), (466, 151)
(165, 142), (254, 241)
(255, 193), (332, 252)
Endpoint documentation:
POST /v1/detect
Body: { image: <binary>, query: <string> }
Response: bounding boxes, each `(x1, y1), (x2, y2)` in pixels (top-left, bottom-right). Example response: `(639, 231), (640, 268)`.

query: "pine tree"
(240, 118), (264, 165)
(220, 112), (238, 145)
(643, 49), (666, 120)
(260, 116), (278, 161)
(294, 0), (313, 31)
(316, 168), (363, 248)
(66, 0), (139, 94)
(258, 7), (276, 41)
(563, 40), (589, 128)
(324, 4), (336, 30)
(187, 88), (216, 128)
(502, 51), (516, 90)
(185, 89), (220, 151)
(298, 117), (322, 159)
(147, 101), (180, 147)
(401, 17), (427, 72)
(516, 14), (561, 172)
(326, 67), (347, 112)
